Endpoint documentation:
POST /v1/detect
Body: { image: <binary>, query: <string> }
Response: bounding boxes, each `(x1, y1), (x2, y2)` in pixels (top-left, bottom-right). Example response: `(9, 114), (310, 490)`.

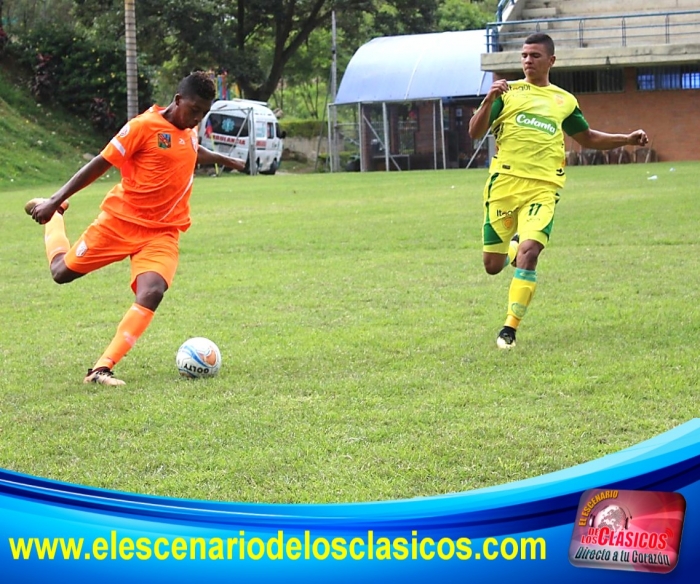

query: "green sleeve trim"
(489, 97), (504, 126)
(562, 107), (589, 136)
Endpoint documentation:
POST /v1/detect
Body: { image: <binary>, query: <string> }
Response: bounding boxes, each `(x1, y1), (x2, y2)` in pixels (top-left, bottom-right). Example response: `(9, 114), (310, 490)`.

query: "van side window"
(208, 113), (249, 138)
(267, 123), (274, 139)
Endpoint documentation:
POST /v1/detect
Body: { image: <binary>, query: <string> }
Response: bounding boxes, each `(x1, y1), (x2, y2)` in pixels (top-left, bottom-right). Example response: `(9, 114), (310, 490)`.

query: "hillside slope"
(0, 65), (107, 189)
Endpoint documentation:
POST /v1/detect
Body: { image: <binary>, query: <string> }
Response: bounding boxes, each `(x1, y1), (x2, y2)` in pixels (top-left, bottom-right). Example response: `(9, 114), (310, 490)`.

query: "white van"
(199, 99), (285, 175)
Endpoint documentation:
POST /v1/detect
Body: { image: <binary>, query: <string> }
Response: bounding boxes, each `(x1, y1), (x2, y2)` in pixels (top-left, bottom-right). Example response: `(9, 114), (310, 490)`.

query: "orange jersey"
(100, 106), (199, 231)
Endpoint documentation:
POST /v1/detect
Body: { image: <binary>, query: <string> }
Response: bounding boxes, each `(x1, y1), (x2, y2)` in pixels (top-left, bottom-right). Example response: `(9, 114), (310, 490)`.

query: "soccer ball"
(176, 337), (222, 378)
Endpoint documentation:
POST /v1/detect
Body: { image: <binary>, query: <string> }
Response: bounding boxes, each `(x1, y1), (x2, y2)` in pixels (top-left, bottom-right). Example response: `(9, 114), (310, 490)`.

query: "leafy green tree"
(367, 0), (438, 36)
(272, 1), (497, 117)
(4, 0), (500, 115)
(68, 0), (444, 102)
(436, 0), (493, 31)
(11, 22), (152, 131)
(271, 28), (335, 118)
(1, 0), (76, 34)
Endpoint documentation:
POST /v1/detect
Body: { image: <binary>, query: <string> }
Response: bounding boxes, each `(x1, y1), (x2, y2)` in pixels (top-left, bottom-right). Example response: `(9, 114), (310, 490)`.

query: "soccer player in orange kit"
(25, 71), (245, 386)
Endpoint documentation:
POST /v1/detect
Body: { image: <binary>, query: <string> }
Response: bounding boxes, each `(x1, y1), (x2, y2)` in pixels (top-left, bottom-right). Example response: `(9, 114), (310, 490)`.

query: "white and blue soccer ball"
(176, 337), (222, 378)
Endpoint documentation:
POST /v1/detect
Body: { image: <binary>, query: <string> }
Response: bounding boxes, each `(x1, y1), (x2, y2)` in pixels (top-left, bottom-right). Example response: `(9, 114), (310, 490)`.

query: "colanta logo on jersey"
(516, 113), (557, 136)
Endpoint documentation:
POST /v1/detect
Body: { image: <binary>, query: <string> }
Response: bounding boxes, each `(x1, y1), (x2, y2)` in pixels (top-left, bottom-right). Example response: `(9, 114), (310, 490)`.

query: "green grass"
(1, 162), (698, 503)
(0, 67), (107, 187)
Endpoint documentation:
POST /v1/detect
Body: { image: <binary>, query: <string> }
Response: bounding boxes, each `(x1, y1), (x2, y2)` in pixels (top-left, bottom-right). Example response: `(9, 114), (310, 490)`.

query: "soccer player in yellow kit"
(469, 33), (648, 349)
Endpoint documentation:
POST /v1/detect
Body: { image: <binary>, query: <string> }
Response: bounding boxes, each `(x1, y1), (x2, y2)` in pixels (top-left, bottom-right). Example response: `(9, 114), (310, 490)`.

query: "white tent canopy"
(335, 29), (492, 105)
(330, 30), (493, 172)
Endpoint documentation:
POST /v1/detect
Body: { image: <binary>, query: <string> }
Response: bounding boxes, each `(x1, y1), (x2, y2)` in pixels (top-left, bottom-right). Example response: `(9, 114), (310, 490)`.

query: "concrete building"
(481, 0), (700, 161)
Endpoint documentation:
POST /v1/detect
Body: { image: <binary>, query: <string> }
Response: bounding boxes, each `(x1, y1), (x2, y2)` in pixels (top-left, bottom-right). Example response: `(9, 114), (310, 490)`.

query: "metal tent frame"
(328, 99), (447, 173)
(327, 29), (492, 172)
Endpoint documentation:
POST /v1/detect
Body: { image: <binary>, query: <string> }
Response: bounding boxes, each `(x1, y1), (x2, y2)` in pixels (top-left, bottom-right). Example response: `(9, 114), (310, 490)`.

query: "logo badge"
(496, 209), (514, 230)
(157, 133), (172, 149)
(75, 240), (88, 257)
(117, 124), (130, 138)
(515, 113), (557, 136)
(509, 302), (527, 319)
(569, 489), (686, 574)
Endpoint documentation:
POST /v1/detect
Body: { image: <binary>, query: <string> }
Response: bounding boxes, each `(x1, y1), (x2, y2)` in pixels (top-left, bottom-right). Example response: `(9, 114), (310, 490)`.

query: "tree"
(436, 0), (492, 31)
(271, 1), (496, 117)
(7, 0), (499, 107)
(0, 0), (8, 53)
(1, 0), (76, 34)
(232, 1), (373, 101)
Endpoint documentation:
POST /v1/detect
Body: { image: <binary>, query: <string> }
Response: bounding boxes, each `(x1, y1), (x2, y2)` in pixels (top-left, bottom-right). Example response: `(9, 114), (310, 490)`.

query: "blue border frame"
(2, 419), (699, 582)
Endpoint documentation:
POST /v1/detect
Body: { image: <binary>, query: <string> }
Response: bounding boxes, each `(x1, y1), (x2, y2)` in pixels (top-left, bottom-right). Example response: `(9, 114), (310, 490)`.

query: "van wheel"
(240, 158), (251, 174)
(261, 159), (278, 175)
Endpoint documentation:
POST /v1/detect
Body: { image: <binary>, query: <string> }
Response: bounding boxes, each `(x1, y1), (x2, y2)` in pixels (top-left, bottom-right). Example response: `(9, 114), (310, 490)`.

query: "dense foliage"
(8, 23), (153, 132)
(1, 0), (497, 123)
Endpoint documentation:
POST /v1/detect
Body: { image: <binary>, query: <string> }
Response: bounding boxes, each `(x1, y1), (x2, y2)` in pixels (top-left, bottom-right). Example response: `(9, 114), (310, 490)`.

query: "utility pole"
(125, 0), (138, 120)
(330, 10), (340, 172)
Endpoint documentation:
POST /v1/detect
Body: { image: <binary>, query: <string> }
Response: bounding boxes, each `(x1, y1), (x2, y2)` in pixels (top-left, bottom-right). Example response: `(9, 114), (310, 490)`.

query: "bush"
(279, 118), (326, 139)
(315, 151), (359, 172)
(9, 23), (153, 134)
(0, 26), (8, 54)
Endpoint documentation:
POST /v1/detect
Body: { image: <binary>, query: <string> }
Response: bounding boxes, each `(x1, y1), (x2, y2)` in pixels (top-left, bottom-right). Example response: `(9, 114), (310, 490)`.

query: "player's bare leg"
(26, 198), (127, 385)
(25, 197), (84, 283)
(86, 272), (166, 387)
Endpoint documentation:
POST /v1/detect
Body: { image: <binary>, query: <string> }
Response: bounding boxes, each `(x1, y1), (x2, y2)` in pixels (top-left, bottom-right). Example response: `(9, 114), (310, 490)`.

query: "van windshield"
(208, 113), (249, 138)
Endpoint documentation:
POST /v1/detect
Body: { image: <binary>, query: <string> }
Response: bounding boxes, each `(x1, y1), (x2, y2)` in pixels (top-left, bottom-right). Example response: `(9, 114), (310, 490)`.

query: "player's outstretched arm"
(571, 128), (648, 151)
(30, 155), (112, 224)
(197, 146), (246, 172)
(468, 79), (509, 140)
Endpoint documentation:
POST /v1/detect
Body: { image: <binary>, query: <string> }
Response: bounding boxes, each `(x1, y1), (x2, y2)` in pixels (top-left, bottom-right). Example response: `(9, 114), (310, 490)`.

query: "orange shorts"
(64, 212), (180, 291)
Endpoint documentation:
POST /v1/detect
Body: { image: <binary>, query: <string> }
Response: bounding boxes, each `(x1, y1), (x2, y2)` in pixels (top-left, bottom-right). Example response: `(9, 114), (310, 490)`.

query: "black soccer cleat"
(496, 326), (517, 349)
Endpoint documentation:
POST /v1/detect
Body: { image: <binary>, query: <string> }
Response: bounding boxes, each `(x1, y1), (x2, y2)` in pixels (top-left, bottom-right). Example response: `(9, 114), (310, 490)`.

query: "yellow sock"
(505, 268), (537, 329)
(44, 213), (70, 264)
(93, 303), (155, 370)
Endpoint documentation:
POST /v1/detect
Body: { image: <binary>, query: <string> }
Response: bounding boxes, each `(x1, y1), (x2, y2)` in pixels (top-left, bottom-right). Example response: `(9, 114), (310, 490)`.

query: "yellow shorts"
(482, 173), (560, 254)
(64, 212), (180, 291)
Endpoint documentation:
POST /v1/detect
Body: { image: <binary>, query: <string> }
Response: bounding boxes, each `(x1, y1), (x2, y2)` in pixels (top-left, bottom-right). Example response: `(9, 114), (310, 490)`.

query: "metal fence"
(487, 10), (700, 52)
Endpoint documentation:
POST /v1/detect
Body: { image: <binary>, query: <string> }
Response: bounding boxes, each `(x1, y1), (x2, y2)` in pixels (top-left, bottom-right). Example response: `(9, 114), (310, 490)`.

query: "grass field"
(0, 162), (698, 504)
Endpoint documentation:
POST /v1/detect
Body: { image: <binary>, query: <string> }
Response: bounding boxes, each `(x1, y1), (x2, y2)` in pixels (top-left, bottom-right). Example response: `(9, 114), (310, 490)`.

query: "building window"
(637, 65), (700, 90)
(683, 71), (700, 89)
(550, 69), (624, 93)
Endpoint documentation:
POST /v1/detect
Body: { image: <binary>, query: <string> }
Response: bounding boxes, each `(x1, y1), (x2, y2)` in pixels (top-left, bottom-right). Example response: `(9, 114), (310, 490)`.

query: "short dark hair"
(524, 33), (555, 56)
(177, 71), (216, 101)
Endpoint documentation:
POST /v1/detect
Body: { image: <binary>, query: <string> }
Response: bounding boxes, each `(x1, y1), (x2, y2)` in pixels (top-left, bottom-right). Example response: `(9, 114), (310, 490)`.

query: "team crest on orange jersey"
(157, 133), (172, 149)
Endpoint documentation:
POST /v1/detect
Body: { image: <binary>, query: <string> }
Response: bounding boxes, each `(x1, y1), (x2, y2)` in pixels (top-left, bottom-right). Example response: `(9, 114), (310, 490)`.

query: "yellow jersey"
(487, 81), (589, 187)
